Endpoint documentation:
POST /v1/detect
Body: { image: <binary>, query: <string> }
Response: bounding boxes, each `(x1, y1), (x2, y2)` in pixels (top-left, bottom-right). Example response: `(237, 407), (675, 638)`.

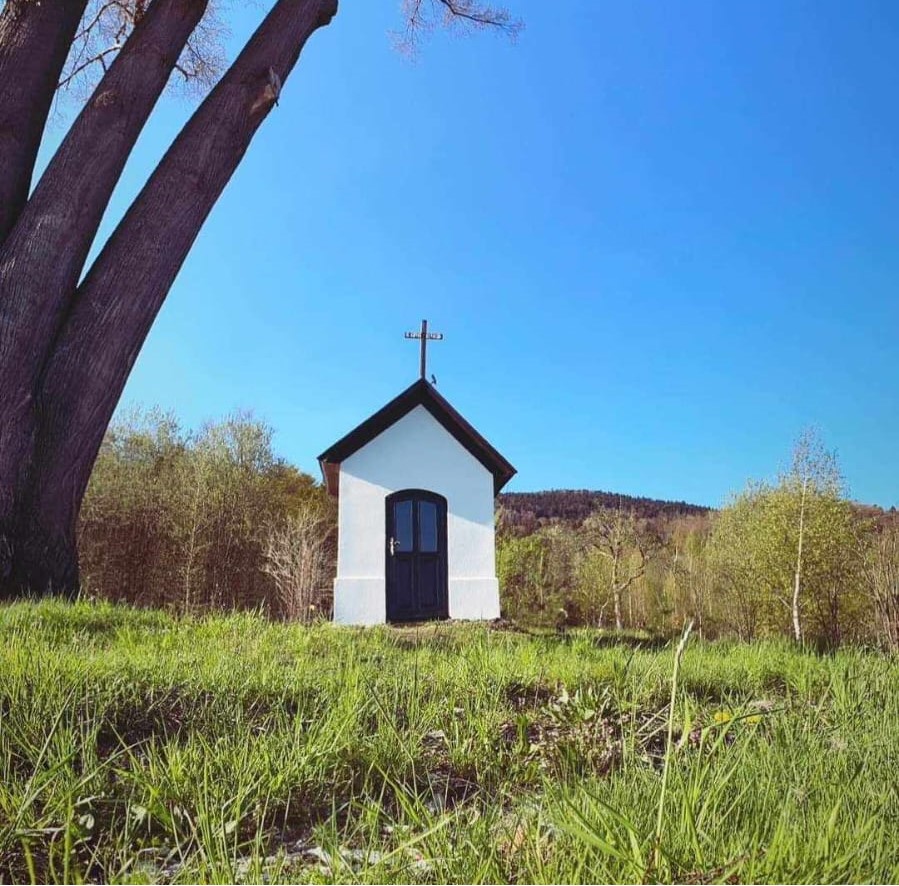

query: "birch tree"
(785, 428), (843, 640)
(709, 431), (861, 645)
(0, 0), (518, 598)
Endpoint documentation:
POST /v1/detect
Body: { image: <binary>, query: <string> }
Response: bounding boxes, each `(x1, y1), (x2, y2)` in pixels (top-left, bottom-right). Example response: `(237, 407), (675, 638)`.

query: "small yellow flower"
(746, 714), (763, 725)
(712, 710), (732, 724)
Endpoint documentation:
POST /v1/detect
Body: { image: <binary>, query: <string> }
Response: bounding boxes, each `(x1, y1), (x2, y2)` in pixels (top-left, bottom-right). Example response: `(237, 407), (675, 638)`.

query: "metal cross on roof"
(404, 319), (443, 380)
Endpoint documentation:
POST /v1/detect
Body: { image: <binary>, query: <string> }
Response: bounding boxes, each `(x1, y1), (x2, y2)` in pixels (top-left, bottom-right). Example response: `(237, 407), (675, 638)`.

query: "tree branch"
(397, 0), (521, 53)
(58, 0), (225, 98)
(57, 42), (122, 89)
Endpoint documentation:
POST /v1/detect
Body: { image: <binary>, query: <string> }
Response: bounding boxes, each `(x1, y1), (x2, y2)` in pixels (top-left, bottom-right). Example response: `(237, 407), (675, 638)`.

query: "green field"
(1, 601), (897, 884)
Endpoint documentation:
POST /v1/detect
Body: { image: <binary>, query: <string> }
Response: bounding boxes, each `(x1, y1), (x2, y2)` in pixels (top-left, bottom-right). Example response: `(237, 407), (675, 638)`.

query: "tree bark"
(0, 0), (88, 585)
(0, 0), (208, 594)
(0, 0), (89, 247)
(10, 0), (338, 596)
(611, 557), (622, 631)
(0, 0), (209, 384)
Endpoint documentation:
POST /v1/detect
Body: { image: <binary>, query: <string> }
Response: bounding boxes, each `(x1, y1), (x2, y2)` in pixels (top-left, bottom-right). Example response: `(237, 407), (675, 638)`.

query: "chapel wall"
(333, 405), (499, 624)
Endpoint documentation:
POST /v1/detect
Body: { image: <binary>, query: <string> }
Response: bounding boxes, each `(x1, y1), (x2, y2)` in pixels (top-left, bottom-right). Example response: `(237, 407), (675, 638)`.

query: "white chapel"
(318, 325), (515, 625)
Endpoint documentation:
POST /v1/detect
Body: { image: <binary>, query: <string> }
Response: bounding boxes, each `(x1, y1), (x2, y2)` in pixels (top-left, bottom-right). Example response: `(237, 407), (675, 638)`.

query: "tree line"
(499, 489), (708, 528)
(498, 430), (899, 650)
(79, 408), (335, 621)
(75, 412), (897, 650)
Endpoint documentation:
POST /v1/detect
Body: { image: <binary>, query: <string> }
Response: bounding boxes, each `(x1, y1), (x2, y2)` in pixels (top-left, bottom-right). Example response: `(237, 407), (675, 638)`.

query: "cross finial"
(404, 319), (443, 380)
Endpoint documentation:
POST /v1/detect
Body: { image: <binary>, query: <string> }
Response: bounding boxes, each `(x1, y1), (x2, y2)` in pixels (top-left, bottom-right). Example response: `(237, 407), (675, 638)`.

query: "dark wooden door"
(386, 490), (448, 623)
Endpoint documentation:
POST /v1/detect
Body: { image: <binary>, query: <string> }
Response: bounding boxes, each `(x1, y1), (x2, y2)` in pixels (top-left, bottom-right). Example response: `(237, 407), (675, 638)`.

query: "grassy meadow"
(1, 601), (897, 884)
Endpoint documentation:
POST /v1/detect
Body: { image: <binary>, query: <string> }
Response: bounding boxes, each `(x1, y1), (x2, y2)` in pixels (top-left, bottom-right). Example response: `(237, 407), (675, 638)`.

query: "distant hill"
(499, 488), (895, 531)
(498, 489), (710, 525)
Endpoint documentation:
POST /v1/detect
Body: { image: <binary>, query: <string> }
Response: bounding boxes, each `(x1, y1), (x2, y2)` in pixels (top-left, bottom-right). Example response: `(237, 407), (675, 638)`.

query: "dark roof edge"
(318, 379), (516, 496)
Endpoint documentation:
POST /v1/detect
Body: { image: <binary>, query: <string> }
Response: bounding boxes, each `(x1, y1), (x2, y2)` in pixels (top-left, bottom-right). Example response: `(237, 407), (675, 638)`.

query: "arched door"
(385, 490), (448, 622)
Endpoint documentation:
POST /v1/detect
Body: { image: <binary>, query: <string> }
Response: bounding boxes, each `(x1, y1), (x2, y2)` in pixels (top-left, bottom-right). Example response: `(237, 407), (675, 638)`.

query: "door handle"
(389, 537), (401, 556)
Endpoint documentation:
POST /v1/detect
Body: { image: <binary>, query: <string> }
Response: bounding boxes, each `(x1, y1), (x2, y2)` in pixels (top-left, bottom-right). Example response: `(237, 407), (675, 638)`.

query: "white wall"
(333, 405), (500, 625)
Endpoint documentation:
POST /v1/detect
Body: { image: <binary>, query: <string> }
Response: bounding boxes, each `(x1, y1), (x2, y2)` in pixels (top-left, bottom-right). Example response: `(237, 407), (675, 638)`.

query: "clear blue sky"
(39, 0), (899, 508)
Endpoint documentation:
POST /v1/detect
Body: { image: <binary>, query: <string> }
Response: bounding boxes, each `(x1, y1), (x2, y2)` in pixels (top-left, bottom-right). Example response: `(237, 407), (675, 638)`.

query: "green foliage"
(709, 481), (864, 645)
(79, 415), (894, 647)
(1, 600), (898, 883)
(573, 545), (613, 625)
(79, 407), (334, 617)
(497, 525), (586, 628)
(497, 430), (892, 649)
(497, 532), (549, 622)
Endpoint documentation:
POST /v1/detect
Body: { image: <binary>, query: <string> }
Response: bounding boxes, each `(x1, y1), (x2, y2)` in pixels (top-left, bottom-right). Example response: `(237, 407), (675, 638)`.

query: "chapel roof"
(317, 378), (516, 497)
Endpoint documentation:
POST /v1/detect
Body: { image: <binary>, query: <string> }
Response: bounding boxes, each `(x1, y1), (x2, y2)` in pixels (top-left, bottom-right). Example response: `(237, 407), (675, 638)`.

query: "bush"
(78, 407), (335, 618)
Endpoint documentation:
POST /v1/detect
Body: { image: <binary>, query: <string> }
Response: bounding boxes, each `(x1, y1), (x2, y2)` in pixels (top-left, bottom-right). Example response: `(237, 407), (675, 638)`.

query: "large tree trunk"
(0, 0), (208, 363)
(0, 0), (89, 583)
(0, 0), (209, 595)
(0, 0), (89, 246)
(8, 0), (338, 596)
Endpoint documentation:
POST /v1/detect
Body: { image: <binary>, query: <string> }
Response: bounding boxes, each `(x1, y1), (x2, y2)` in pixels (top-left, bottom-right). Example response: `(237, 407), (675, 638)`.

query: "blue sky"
(39, 0), (899, 507)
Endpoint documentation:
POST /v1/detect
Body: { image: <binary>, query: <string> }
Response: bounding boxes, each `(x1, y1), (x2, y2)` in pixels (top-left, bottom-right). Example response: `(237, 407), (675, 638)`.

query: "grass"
(1, 600), (897, 884)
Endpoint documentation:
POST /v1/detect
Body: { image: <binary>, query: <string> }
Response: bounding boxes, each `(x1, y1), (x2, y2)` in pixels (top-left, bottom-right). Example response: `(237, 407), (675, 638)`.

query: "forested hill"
(498, 489), (710, 525)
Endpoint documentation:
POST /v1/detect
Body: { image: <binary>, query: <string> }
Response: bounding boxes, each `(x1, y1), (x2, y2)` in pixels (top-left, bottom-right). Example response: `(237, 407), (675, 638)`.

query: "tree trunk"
(7, 511), (81, 600)
(0, 0), (89, 246)
(1, 0), (208, 369)
(0, 0), (88, 586)
(0, 0), (209, 592)
(9, 0), (338, 596)
(611, 556), (622, 630)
